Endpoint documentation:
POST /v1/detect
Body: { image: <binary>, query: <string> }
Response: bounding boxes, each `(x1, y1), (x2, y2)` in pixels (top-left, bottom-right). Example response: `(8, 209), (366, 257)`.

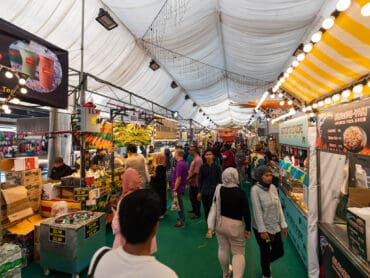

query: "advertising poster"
(317, 98), (370, 156)
(0, 19), (68, 108)
(153, 118), (177, 141)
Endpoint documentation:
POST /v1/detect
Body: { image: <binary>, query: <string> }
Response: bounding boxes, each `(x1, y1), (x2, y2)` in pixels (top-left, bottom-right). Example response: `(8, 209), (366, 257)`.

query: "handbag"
(207, 185), (221, 230)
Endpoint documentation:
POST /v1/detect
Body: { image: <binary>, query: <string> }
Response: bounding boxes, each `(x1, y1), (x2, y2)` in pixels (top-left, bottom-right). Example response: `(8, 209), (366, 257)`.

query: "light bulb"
(280, 100), (285, 106)
(303, 43), (313, 53)
(311, 31), (322, 43)
(332, 94), (341, 102)
(270, 94), (276, 99)
(302, 107), (307, 113)
(20, 87), (28, 94)
(2, 104), (9, 110)
(278, 93), (283, 98)
(342, 89), (351, 99)
(288, 100), (293, 105)
(353, 84), (363, 94)
(309, 112), (315, 117)
(290, 108), (296, 114)
(362, 3), (370, 16)
(312, 103), (318, 109)
(325, 97), (332, 104)
(5, 109), (11, 114)
(306, 105), (312, 111)
(19, 78), (26, 85)
(280, 77), (286, 83)
(292, 60), (299, 67)
(11, 98), (20, 104)
(284, 72), (289, 78)
(287, 67), (293, 74)
(5, 71), (13, 79)
(336, 0), (351, 12)
(297, 53), (305, 62)
(318, 101), (324, 107)
(322, 17), (335, 30)
(272, 86), (278, 93)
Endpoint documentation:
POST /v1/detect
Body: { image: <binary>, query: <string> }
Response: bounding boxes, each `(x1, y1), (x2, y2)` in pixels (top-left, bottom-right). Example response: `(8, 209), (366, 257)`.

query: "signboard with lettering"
(279, 116), (309, 148)
(317, 98), (370, 156)
(347, 209), (368, 261)
(49, 226), (66, 244)
(154, 118), (178, 140)
(85, 218), (100, 239)
(73, 188), (90, 201)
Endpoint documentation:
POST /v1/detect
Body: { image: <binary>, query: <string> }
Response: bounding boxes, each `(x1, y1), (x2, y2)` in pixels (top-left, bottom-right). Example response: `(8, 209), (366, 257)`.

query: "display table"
(279, 188), (307, 267)
(40, 211), (106, 277)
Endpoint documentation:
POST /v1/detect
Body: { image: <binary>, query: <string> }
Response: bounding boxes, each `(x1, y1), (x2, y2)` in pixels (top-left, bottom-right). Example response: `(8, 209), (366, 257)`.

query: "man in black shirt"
(49, 157), (73, 180)
(197, 149), (222, 220)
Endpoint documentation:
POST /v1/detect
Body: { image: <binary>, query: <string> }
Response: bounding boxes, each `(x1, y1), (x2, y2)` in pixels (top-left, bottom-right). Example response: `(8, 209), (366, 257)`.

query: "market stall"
(316, 97), (370, 278)
(278, 116), (316, 269)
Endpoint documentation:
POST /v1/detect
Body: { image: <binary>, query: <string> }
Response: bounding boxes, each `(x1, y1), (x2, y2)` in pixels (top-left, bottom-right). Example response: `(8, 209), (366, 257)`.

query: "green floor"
(22, 183), (307, 278)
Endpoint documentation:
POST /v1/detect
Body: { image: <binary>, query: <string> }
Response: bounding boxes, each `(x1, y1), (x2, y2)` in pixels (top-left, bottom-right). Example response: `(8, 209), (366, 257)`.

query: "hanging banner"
(317, 98), (370, 156)
(0, 19), (68, 108)
(279, 116), (309, 148)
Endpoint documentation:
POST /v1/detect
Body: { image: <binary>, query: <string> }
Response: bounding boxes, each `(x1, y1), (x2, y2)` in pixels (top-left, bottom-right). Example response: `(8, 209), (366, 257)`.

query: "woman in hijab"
(150, 152), (167, 218)
(250, 165), (288, 278)
(111, 167), (157, 253)
(207, 167), (251, 278)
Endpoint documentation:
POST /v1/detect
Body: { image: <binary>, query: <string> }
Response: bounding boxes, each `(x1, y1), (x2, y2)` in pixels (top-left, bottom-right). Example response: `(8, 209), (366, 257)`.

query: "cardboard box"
(348, 188), (370, 208)
(1, 159), (14, 171)
(5, 169), (42, 186)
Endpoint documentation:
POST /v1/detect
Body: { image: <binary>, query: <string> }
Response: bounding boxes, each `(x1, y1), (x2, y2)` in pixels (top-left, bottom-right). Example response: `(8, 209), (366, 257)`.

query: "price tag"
(74, 188), (90, 201)
(49, 226), (66, 244)
(85, 218), (100, 239)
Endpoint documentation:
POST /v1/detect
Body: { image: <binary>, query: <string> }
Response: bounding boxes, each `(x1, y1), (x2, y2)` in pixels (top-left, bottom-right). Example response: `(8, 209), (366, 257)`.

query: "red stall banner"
(217, 128), (238, 142)
(0, 19), (68, 109)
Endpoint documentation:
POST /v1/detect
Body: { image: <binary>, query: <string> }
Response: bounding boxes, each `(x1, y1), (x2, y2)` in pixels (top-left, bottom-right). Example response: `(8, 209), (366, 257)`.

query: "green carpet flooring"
(22, 183), (307, 277)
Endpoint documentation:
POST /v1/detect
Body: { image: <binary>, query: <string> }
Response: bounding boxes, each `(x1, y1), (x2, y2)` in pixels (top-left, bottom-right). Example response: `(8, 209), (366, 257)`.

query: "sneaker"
(174, 221), (185, 228)
(190, 214), (200, 219)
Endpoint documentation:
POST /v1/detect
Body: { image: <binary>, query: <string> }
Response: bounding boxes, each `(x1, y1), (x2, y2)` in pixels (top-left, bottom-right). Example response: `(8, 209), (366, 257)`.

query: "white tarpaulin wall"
(0, 0), (337, 126)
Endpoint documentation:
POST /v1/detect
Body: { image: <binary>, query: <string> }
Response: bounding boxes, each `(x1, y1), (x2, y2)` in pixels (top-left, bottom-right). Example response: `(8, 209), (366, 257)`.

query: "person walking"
(197, 149), (221, 223)
(111, 168), (157, 253)
(187, 146), (203, 219)
(125, 144), (150, 187)
(171, 149), (188, 228)
(89, 190), (177, 278)
(250, 165), (288, 278)
(150, 152), (167, 218)
(207, 167), (251, 278)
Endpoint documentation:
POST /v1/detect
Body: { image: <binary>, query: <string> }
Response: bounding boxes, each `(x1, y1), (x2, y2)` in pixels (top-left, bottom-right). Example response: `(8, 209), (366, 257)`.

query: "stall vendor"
(49, 157), (73, 180)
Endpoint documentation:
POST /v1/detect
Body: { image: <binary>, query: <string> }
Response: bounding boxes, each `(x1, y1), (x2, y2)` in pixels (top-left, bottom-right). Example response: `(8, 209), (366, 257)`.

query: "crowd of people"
(85, 141), (288, 278)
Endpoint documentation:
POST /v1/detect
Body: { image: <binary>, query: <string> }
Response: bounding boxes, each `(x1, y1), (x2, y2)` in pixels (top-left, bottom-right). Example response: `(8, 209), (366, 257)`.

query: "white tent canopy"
(0, 0), (337, 126)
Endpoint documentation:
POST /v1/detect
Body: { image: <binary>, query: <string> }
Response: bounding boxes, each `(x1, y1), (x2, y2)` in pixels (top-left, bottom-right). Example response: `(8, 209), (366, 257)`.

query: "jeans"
(177, 193), (185, 224)
(189, 186), (201, 216)
(253, 228), (284, 277)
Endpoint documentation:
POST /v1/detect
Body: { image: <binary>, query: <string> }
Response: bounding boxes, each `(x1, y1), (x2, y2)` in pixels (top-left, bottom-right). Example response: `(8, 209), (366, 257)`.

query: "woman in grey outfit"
(250, 165), (288, 278)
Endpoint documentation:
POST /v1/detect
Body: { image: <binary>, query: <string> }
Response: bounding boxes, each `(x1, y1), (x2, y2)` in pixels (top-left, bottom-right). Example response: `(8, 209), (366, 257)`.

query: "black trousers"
(201, 194), (213, 220)
(152, 183), (167, 216)
(253, 228), (284, 277)
(189, 186), (201, 216)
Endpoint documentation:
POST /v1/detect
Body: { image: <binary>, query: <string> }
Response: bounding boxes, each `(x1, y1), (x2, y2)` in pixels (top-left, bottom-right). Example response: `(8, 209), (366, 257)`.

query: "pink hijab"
(120, 168), (142, 200)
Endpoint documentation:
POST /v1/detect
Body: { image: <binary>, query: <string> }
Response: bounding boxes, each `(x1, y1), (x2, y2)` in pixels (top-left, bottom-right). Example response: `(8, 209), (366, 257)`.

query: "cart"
(40, 211), (106, 277)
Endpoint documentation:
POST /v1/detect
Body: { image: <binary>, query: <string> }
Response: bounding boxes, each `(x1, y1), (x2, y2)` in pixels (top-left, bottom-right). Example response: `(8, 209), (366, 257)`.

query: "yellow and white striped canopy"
(282, 0), (370, 104)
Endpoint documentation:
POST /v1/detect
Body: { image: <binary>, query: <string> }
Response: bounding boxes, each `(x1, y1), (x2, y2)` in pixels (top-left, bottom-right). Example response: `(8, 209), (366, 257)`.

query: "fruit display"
(113, 122), (152, 147)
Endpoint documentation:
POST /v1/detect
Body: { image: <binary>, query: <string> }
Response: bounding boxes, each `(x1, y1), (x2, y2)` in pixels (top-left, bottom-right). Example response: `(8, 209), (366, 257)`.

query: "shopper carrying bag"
(250, 165), (288, 278)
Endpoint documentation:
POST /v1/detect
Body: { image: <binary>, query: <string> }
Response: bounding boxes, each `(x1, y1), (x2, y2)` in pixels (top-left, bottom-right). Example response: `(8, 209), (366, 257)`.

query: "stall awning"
(282, 0), (370, 104)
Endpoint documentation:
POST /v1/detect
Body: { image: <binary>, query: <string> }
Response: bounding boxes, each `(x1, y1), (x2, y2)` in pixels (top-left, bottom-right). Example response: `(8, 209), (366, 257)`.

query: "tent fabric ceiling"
(0, 0), (339, 127)
(282, 0), (370, 104)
